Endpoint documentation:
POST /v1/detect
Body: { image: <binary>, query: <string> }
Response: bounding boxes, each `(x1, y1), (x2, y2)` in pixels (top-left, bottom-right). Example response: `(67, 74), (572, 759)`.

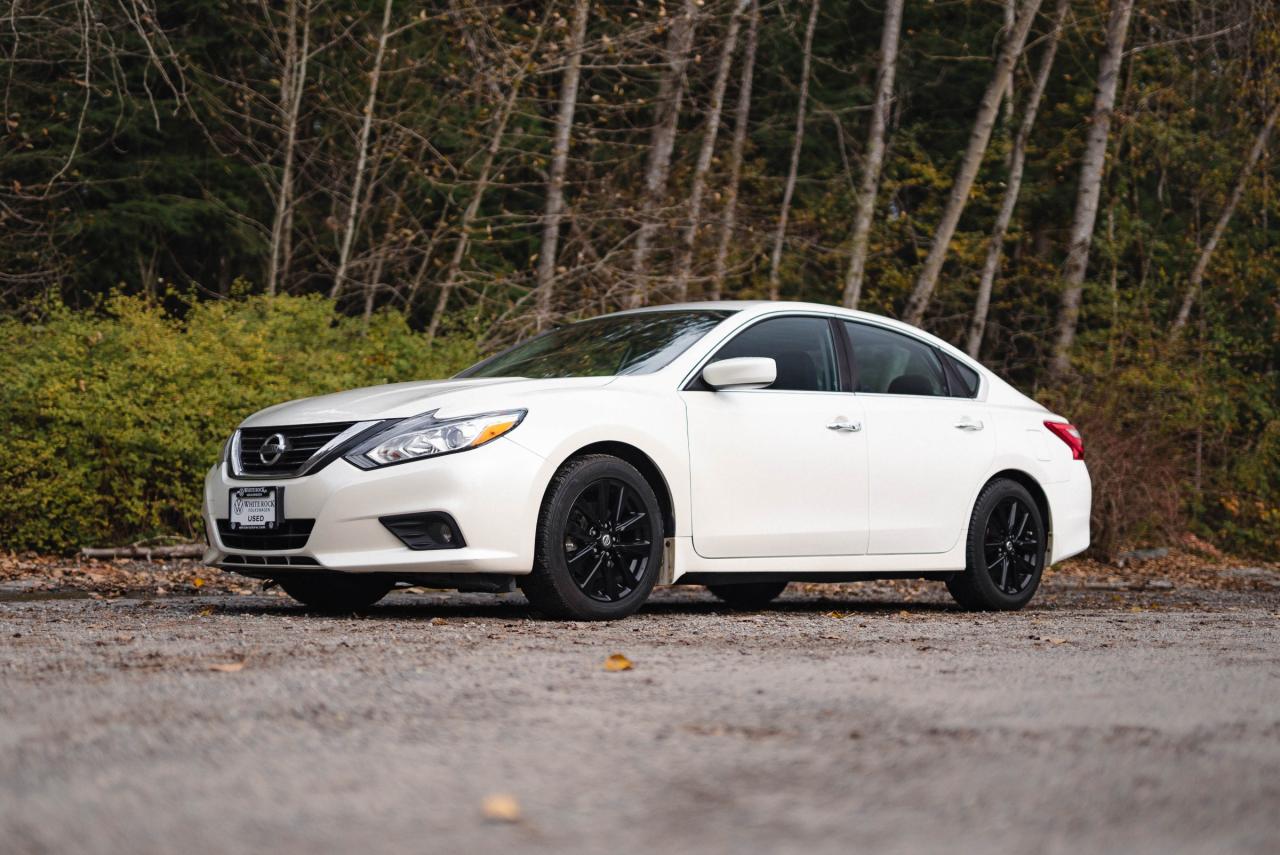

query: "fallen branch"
(80, 544), (207, 559)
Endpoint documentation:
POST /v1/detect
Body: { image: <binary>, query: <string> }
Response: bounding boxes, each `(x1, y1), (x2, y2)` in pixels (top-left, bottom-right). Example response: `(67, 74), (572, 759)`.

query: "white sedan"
(203, 301), (1090, 619)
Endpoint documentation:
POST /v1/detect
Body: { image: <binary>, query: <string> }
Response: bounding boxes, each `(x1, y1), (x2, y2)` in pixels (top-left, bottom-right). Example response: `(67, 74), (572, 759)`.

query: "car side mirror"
(701, 357), (777, 391)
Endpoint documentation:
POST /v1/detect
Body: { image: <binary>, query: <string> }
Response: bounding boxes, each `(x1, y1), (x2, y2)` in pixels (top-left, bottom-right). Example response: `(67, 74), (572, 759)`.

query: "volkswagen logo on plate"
(258, 433), (290, 466)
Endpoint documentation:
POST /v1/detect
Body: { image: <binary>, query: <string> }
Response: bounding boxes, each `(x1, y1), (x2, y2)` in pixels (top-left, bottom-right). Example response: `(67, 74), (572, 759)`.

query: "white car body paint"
(203, 301), (1091, 581)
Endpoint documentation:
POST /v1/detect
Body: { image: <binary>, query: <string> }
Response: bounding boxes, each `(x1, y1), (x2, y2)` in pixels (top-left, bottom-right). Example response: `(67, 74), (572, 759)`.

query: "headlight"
(344, 409), (526, 469)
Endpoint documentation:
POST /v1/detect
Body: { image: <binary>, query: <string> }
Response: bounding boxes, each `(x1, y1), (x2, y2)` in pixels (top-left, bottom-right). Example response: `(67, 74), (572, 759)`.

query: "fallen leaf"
(430, 617), (448, 626)
(825, 611), (848, 619)
(603, 653), (633, 672)
(481, 793), (521, 822)
(193, 578), (205, 588)
(197, 606), (214, 617)
(208, 661), (244, 673)
(898, 610), (911, 617)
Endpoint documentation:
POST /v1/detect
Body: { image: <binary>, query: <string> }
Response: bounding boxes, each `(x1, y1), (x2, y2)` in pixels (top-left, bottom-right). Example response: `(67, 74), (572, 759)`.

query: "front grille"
(236, 422), (356, 477)
(216, 519), (315, 550)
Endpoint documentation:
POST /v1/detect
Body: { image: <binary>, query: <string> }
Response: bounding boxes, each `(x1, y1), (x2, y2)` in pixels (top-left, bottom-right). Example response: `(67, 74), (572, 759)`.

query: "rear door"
(682, 315), (869, 558)
(841, 321), (994, 555)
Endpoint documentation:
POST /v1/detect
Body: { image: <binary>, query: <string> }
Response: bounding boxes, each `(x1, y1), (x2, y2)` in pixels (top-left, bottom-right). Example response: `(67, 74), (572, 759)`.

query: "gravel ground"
(2, 561), (1279, 855)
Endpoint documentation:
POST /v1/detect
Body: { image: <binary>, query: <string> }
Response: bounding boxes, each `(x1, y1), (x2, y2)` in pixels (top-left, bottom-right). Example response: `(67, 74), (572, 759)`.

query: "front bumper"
(202, 436), (546, 575)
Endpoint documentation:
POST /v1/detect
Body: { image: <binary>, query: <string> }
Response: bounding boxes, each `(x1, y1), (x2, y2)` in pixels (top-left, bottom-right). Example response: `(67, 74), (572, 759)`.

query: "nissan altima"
(204, 302), (1090, 619)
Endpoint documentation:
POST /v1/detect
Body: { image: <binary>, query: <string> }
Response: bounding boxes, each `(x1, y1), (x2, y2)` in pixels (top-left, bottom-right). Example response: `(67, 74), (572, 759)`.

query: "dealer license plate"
(229, 486), (281, 530)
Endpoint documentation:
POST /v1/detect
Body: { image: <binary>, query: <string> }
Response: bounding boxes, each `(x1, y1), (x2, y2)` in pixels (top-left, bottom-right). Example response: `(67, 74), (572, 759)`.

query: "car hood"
(239, 376), (615, 427)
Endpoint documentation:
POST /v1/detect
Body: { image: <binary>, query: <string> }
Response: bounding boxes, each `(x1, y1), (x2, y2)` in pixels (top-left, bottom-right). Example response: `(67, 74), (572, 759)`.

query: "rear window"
(941, 352), (981, 398)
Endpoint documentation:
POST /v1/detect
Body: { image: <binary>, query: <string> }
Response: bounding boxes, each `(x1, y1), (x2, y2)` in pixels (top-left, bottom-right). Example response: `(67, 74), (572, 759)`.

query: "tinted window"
(710, 316), (839, 392)
(941, 352), (980, 398)
(844, 322), (947, 396)
(458, 310), (733, 379)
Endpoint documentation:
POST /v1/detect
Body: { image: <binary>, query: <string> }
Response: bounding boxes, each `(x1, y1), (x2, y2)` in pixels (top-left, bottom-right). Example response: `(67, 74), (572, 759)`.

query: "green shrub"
(0, 295), (479, 551)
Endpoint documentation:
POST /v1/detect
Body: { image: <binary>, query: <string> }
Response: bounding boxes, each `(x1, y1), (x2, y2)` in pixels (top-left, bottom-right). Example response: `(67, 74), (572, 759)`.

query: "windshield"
(458, 310), (735, 379)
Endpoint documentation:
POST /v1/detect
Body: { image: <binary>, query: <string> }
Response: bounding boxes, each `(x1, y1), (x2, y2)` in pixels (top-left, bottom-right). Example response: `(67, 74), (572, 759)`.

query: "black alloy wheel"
(521, 454), (665, 620)
(983, 496), (1041, 596)
(562, 478), (655, 603)
(946, 479), (1046, 611)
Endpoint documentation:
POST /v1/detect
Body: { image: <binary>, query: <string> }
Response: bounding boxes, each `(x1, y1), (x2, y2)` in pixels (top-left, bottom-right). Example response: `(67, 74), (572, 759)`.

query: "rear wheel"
(946, 479), (1046, 611)
(277, 573), (394, 612)
(707, 581), (788, 610)
(520, 454), (663, 620)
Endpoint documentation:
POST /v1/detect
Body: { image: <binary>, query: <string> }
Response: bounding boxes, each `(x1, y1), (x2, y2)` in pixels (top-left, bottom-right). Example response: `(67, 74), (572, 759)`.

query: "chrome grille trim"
(229, 420), (382, 479)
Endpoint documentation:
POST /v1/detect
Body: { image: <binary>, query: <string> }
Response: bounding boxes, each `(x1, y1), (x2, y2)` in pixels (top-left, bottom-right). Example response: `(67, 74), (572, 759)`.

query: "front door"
(682, 315), (869, 559)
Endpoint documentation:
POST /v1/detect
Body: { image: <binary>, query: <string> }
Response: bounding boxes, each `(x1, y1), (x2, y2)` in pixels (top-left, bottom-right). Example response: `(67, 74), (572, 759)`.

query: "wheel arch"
(985, 468), (1052, 554)
(548, 441), (676, 537)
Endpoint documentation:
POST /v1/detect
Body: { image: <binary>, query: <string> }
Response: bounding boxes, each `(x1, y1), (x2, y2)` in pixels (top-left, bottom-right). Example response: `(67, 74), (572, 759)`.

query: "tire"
(707, 581), (788, 610)
(277, 573), (394, 612)
(519, 454), (664, 620)
(946, 478), (1046, 611)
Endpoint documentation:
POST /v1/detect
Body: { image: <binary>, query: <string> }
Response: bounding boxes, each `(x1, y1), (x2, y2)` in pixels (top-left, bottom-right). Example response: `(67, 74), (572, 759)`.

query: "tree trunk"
(329, 0), (394, 301)
(672, 0), (750, 302)
(427, 9), (551, 341)
(902, 0), (1043, 326)
(1049, 0), (1135, 379)
(1170, 101), (1280, 337)
(840, 0), (904, 309)
(266, 0), (310, 297)
(965, 0), (1068, 357)
(628, 0), (700, 308)
(534, 0), (590, 331)
(710, 0), (760, 300)
(766, 0), (821, 302)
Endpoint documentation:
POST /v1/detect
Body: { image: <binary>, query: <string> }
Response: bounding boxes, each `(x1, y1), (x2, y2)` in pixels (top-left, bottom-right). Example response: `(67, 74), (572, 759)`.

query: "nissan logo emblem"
(258, 433), (290, 466)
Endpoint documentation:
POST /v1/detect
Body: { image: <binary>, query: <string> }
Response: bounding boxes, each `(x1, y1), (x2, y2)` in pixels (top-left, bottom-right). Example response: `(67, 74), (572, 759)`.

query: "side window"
(710, 316), (840, 392)
(843, 322), (947, 396)
(941, 352), (981, 398)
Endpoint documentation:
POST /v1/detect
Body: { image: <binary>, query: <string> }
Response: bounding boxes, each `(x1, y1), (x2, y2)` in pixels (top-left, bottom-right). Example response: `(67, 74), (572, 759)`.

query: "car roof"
(609, 300), (966, 355)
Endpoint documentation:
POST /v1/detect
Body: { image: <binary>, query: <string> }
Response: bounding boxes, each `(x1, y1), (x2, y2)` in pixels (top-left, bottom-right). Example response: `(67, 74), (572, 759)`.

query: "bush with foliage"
(0, 295), (478, 552)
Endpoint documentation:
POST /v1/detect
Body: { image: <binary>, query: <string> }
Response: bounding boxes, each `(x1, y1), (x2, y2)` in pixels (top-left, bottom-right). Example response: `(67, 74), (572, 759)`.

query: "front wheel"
(520, 454), (664, 620)
(277, 573), (394, 612)
(946, 479), (1046, 611)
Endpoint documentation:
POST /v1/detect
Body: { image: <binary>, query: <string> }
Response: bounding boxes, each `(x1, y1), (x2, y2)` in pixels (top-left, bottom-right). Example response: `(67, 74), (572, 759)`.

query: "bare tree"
(628, 0), (700, 308)
(965, 0), (1069, 357)
(534, 0), (590, 330)
(902, 0), (1043, 326)
(710, 0), (760, 300)
(1170, 101), (1280, 337)
(266, 0), (312, 296)
(840, 0), (904, 309)
(330, 0), (395, 300)
(766, 0), (821, 302)
(1049, 0), (1135, 379)
(426, 7), (553, 340)
(672, 0), (751, 302)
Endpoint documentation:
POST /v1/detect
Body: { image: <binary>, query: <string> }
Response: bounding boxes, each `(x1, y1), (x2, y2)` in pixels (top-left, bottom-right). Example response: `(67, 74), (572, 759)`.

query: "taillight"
(1044, 421), (1084, 460)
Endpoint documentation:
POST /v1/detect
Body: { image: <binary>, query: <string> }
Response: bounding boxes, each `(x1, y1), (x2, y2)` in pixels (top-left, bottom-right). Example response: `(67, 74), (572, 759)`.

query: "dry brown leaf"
(825, 611), (849, 619)
(197, 606), (214, 617)
(481, 793), (521, 822)
(603, 653), (633, 672)
(208, 661), (245, 673)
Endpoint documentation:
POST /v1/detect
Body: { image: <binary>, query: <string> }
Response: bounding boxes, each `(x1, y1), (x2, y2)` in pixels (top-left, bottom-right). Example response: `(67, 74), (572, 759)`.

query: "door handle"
(827, 420), (862, 432)
(954, 418), (984, 431)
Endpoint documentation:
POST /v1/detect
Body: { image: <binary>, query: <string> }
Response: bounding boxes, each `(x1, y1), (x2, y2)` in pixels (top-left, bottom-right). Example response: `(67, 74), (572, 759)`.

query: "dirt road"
(2, 563), (1278, 854)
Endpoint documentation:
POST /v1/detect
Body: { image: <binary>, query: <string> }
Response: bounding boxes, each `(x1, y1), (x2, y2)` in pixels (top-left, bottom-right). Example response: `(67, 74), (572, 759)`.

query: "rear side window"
(710, 316), (840, 392)
(940, 352), (981, 398)
(843, 322), (947, 397)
